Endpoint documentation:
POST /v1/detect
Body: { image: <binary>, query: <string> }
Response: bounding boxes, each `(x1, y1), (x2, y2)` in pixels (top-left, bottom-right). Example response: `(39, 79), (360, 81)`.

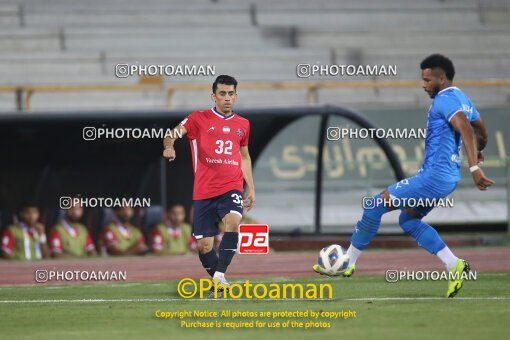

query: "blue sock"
(399, 212), (446, 254)
(198, 250), (218, 277)
(216, 232), (238, 274)
(351, 193), (389, 250)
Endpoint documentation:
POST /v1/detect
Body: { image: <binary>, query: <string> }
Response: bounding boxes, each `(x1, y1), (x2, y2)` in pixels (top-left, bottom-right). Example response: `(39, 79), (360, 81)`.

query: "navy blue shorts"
(192, 190), (244, 239)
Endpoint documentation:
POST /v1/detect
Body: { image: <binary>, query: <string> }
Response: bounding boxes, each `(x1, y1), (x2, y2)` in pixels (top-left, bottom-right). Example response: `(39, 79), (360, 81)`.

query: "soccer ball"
(317, 244), (349, 276)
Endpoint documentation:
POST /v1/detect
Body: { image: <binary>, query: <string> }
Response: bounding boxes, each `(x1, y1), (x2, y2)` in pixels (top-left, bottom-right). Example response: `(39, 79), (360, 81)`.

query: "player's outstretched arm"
(450, 112), (494, 191)
(106, 242), (148, 256)
(470, 116), (488, 164)
(163, 125), (187, 161)
(240, 146), (256, 211)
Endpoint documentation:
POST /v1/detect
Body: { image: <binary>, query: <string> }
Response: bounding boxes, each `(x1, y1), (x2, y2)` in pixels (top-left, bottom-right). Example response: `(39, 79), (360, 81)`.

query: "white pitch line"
(0, 298), (336, 304)
(347, 297), (510, 301)
(1, 296), (509, 304)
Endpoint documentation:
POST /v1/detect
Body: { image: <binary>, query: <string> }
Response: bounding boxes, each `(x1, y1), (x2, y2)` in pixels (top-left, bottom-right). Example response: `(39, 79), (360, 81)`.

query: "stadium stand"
(0, 0), (509, 111)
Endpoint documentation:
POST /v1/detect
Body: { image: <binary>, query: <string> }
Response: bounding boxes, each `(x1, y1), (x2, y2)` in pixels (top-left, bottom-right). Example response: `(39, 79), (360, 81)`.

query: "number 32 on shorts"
(231, 193), (243, 206)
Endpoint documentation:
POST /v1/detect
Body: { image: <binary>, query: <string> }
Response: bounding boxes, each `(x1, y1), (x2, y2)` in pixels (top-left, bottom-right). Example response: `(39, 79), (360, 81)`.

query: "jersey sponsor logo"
(222, 126), (230, 134)
(462, 104), (473, 114)
(207, 126), (215, 133)
(395, 179), (409, 189)
(236, 128), (243, 137)
(238, 224), (269, 254)
(451, 154), (461, 164)
(205, 157), (239, 166)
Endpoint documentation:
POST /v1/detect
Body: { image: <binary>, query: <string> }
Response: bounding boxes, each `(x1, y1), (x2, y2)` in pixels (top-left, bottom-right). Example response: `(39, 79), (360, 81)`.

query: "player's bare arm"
(450, 112), (494, 191)
(87, 248), (97, 257)
(1, 248), (13, 259)
(240, 145), (256, 211)
(470, 116), (488, 164)
(52, 248), (96, 258)
(107, 242), (148, 256)
(163, 125), (187, 161)
(52, 251), (72, 259)
(152, 247), (164, 256)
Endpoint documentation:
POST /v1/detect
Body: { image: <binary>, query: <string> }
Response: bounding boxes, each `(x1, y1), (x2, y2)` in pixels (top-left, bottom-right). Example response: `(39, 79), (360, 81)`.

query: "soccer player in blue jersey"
(314, 54), (494, 298)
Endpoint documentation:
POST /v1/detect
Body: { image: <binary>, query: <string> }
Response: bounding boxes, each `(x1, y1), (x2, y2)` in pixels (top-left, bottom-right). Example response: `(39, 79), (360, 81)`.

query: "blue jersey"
(420, 86), (480, 183)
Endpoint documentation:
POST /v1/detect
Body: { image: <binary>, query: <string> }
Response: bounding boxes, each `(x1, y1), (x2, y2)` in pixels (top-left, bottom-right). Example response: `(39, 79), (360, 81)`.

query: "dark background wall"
(0, 108), (308, 211)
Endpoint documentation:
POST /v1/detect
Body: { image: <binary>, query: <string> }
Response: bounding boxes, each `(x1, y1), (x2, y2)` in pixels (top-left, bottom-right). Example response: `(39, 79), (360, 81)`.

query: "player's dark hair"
(420, 54), (455, 80)
(166, 202), (184, 212)
(17, 200), (39, 214)
(113, 206), (133, 211)
(212, 75), (238, 93)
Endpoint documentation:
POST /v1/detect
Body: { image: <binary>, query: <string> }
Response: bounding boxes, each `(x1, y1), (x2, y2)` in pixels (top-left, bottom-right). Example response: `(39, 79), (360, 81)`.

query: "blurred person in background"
(150, 203), (195, 255)
(1, 202), (50, 260)
(314, 54), (493, 299)
(101, 206), (148, 256)
(49, 202), (96, 258)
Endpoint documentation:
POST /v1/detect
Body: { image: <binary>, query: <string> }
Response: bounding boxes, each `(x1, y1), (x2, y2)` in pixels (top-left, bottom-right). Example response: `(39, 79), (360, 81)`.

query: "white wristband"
(469, 165), (480, 173)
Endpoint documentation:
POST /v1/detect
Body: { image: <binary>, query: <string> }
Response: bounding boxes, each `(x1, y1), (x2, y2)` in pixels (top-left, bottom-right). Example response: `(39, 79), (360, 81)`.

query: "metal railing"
(1, 78), (510, 111)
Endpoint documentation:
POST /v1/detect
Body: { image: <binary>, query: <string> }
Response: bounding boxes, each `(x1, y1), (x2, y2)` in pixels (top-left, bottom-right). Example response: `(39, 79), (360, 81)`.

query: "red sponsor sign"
(238, 224), (269, 254)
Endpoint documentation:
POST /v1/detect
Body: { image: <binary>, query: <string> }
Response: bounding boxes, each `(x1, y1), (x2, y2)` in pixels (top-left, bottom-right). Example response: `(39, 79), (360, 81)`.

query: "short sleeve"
(150, 229), (164, 250)
(180, 111), (199, 139)
(434, 94), (463, 122)
(102, 227), (117, 247)
(85, 233), (95, 252)
(469, 100), (480, 122)
(241, 121), (250, 147)
(137, 233), (146, 245)
(1, 228), (14, 254)
(49, 230), (63, 253)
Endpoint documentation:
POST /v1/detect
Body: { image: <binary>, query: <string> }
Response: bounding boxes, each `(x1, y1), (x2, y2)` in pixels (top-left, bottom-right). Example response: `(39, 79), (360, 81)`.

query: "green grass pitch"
(0, 273), (509, 340)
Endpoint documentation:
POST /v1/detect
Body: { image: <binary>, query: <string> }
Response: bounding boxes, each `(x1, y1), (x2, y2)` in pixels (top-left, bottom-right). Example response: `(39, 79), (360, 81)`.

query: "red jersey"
(180, 107), (250, 200)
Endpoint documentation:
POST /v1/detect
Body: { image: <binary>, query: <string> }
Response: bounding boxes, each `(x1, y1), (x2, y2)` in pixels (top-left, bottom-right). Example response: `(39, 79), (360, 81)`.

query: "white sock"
(213, 271), (225, 279)
(346, 244), (362, 266)
(437, 246), (458, 271)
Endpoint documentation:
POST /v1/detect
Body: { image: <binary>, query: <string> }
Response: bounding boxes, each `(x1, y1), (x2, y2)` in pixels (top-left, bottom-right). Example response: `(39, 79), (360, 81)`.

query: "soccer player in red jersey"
(163, 75), (255, 289)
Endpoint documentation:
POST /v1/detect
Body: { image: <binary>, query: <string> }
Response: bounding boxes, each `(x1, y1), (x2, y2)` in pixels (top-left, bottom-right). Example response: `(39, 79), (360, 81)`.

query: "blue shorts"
(387, 173), (457, 217)
(192, 190), (244, 239)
